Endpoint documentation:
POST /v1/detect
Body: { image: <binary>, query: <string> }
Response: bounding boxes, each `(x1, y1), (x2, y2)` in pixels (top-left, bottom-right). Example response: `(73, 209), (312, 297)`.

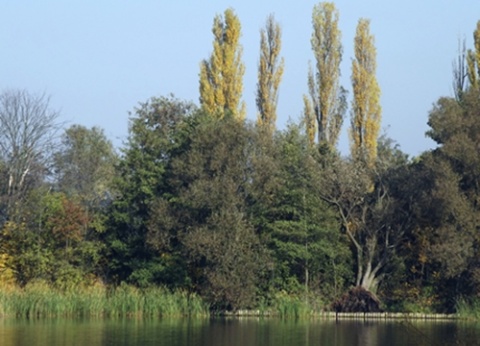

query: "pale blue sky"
(1, 1), (478, 156)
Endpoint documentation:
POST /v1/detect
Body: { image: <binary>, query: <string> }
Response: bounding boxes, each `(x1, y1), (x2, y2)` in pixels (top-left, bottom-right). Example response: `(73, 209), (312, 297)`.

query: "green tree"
(264, 125), (351, 298)
(149, 114), (264, 310)
(54, 125), (117, 202)
(304, 2), (347, 147)
(256, 14), (284, 133)
(53, 125), (117, 235)
(350, 18), (381, 166)
(199, 8), (246, 120)
(105, 95), (195, 287)
(423, 90), (480, 302)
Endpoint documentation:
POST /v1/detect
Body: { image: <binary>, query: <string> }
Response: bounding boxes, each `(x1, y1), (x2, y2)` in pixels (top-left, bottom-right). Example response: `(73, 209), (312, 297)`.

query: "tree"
(105, 95), (196, 287)
(54, 125), (117, 212)
(392, 90), (480, 310)
(256, 14), (284, 133)
(0, 89), (60, 220)
(303, 2), (347, 147)
(318, 139), (410, 294)
(467, 20), (480, 89)
(1, 189), (103, 288)
(199, 8), (246, 120)
(263, 125), (351, 298)
(350, 19), (381, 166)
(426, 30), (480, 276)
(148, 115), (264, 310)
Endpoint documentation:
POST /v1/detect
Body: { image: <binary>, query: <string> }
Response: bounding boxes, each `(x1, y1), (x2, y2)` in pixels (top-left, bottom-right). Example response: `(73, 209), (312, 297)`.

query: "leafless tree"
(0, 89), (60, 217)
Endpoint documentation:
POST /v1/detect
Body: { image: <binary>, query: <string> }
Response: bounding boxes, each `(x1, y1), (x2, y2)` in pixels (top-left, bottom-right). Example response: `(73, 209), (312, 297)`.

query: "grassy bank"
(0, 281), (209, 318)
(0, 282), (471, 320)
(455, 298), (480, 320)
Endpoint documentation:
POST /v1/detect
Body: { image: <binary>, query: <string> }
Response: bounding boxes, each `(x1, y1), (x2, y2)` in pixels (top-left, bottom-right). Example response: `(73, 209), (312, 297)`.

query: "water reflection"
(1, 317), (479, 346)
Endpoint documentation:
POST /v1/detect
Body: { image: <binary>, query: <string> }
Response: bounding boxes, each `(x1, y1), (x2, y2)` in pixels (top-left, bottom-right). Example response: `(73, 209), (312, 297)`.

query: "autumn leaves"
(199, 4), (381, 165)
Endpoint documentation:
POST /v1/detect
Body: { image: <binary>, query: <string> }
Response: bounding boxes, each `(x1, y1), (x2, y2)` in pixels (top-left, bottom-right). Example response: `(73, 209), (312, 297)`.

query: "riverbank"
(0, 281), (209, 318)
(0, 282), (476, 320)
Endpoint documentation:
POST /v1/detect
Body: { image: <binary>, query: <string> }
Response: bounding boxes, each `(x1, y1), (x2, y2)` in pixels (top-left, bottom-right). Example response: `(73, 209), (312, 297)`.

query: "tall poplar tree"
(199, 8), (246, 120)
(256, 14), (284, 133)
(350, 18), (381, 166)
(304, 2), (346, 147)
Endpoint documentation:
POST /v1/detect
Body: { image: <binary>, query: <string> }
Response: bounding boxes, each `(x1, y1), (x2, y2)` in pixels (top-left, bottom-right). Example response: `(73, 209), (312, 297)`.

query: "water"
(1, 317), (479, 346)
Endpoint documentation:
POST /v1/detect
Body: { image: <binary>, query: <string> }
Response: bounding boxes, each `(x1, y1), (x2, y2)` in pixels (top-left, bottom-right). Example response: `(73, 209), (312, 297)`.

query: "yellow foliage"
(467, 20), (480, 89)
(467, 50), (478, 89)
(306, 2), (344, 146)
(475, 21), (480, 78)
(199, 8), (245, 120)
(256, 14), (284, 133)
(0, 253), (15, 287)
(350, 18), (381, 167)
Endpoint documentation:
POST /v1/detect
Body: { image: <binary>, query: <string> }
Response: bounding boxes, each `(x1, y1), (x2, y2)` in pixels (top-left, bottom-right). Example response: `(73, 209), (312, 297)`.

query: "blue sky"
(1, 1), (479, 156)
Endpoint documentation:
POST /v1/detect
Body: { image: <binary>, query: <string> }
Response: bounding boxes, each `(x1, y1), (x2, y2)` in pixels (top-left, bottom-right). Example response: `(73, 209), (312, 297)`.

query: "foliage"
(0, 189), (104, 288)
(260, 125), (351, 299)
(350, 18), (381, 166)
(256, 14), (284, 133)
(304, 2), (346, 147)
(150, 114), (264, 311)
(54, 125), (117, 209)
(318, 136), (411, 294)
(466, 20), (480, 89)
(104, 95), (195, 288)
(3, 12), (480, 316)
(398, 87), (480, 311)
(199, 8), (246, 120)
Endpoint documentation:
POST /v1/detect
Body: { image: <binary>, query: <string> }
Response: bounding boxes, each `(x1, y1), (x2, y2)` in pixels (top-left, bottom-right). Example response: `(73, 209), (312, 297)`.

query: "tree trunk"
(360, 264), (379, 293)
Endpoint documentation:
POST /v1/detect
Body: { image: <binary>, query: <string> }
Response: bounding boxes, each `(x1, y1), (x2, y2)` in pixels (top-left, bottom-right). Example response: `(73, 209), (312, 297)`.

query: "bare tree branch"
(0, 89), (61, 218)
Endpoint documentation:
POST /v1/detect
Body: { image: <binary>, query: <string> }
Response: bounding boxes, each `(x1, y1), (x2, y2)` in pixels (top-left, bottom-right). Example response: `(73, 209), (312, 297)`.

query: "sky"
(1, 1), (479, 157)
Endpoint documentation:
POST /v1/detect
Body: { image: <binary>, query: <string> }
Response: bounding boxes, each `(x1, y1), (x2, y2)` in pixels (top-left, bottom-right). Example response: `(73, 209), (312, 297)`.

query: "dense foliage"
(1, 6), (480, 315)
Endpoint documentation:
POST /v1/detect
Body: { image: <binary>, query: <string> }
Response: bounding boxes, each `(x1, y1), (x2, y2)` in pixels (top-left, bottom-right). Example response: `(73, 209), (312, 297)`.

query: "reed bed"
(0, 281), (209, 318)
(271, 293), (311, 318)
(455, 297), (480, 320)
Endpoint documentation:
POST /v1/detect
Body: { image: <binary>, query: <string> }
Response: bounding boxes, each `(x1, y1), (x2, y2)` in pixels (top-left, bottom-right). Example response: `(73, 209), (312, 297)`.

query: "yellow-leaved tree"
(304, 2), (346, 147)
(467, 20), (480, 89)
(256, 14), (284, 133)
(350, 18), (381, 167)
(199, 8), (246, 120)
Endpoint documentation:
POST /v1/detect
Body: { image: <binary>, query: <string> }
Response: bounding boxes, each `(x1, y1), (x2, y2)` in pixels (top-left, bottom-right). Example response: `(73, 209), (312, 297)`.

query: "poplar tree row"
(199, 3), (382, 165)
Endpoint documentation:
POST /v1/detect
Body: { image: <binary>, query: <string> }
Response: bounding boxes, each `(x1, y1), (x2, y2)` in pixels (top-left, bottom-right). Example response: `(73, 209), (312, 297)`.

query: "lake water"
(1, 317), (479, 346)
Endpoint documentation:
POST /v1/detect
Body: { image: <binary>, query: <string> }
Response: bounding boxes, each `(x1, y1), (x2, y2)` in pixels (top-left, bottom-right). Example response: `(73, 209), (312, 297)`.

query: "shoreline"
(221, 310), (461, 320)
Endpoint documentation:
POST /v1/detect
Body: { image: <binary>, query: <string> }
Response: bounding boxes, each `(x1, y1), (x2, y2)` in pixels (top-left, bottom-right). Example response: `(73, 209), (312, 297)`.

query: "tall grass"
(272, 292), (311, 318)
(0, 281), (209, 318)
(455, 297), (480, 320)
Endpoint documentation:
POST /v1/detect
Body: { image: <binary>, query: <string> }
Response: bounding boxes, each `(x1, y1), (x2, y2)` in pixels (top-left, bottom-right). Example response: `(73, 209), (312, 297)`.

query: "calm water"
(1, 317), (480, 346)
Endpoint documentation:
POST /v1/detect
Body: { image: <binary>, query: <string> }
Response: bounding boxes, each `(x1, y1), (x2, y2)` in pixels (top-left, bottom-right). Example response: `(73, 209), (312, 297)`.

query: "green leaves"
(260, 124), (351, 297)
(105, 95), (196, 287)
